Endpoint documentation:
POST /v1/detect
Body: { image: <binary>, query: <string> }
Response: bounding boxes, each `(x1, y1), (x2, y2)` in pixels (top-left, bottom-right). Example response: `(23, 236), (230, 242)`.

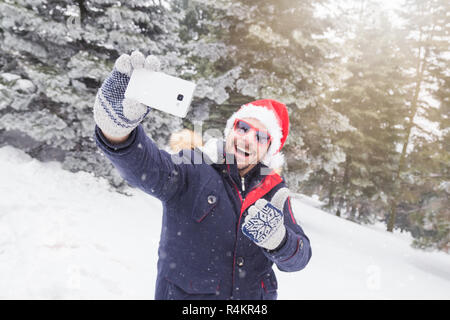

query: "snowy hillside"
(0, 145), (449, 299)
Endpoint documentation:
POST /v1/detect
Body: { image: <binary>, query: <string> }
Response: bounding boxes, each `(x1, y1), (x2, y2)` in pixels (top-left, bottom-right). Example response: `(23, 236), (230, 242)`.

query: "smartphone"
(124, 68), (196, 118)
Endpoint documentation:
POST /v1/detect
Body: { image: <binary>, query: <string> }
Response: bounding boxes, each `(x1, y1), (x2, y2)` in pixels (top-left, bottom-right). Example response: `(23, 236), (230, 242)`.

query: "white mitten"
(93, 50), (161, 137)
(242, 188), (290, 250)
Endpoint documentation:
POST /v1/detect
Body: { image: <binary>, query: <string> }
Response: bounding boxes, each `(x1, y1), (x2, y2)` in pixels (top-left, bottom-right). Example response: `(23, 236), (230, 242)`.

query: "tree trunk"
(350, 205), (357, 221)
(336, 155), (351, 217)
(75, 0), (87, 24)
(327, 169), (337, 209)
(387, 199), (398, 232)
(387, 21), (435, 232)
(336, 196), (344, 217)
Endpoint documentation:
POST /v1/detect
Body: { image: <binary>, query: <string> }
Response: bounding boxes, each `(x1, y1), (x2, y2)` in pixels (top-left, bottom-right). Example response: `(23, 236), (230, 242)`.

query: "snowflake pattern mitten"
(242, 188), (290, 250)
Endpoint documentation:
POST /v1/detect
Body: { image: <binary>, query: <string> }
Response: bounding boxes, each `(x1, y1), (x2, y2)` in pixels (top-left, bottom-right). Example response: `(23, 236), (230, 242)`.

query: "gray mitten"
(242, 188), (290, 250)
(93, 50), (161, 138)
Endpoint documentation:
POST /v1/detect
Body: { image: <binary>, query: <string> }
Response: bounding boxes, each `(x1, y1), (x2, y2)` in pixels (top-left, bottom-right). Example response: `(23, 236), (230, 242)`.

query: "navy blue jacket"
(95, 124), (311, 300)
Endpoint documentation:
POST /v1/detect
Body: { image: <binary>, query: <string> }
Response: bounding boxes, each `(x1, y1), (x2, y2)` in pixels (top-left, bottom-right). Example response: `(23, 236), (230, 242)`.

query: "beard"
(225, 134), (269, 172)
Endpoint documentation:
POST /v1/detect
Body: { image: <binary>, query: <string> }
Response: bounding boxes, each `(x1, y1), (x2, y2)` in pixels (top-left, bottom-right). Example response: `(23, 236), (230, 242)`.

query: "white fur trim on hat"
(224, 104), (284, 169)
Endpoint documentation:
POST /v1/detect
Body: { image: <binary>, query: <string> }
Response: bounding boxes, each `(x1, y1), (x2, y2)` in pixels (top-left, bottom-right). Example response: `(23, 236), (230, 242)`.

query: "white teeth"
(236, 146), (250, 155)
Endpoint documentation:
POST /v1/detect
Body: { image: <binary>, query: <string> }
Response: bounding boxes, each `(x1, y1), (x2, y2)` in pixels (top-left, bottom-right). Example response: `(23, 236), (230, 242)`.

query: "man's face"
(225, 117), (271, 171)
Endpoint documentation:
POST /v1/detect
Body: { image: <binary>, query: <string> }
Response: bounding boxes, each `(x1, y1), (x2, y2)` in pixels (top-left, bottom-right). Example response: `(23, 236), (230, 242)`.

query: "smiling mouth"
(234, 143), (251, 158)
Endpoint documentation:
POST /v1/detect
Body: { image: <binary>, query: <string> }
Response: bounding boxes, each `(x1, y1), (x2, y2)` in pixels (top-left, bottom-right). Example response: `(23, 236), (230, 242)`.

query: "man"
(93, 51), (311, 300)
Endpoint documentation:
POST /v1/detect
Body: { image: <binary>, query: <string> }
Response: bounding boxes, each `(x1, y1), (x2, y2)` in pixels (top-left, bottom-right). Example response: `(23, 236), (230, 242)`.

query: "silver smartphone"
(124, 69), (196, 118)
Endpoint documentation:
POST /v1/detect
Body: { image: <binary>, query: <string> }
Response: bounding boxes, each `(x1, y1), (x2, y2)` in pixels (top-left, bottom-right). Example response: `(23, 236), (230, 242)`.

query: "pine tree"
(0, 0), (202, 188)
(321, 3), (409, 223)
(399, 37), (449, 251)
(172, 0), (347, 191)
(387, 0), (450, 235)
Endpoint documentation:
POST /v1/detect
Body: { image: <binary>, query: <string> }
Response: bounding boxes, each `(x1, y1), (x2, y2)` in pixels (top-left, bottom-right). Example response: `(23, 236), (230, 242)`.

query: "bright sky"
(315, 0), (406, 27)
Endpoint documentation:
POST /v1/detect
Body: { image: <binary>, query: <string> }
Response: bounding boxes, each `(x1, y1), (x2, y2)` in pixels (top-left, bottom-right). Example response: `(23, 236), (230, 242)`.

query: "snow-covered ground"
(0, 145), (449, 300)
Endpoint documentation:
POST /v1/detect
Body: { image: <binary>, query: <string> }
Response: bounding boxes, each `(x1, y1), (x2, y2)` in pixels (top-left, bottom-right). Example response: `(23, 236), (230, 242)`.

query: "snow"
(0, 73), (21, 83)
(0, 145), (449, 299)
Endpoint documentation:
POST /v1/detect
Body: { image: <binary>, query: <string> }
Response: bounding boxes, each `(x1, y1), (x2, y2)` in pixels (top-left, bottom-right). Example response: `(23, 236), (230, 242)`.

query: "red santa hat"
(224, 99), (289, 169)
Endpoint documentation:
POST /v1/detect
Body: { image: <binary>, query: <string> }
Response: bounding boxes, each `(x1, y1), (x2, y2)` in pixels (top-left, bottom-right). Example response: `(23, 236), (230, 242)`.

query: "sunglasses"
(233, 119), (272, 145)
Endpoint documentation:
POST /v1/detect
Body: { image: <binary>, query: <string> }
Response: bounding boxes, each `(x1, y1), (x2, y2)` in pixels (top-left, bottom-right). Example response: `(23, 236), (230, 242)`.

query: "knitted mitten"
(93, 50), (161, 138)
(242, 188), (290, 250)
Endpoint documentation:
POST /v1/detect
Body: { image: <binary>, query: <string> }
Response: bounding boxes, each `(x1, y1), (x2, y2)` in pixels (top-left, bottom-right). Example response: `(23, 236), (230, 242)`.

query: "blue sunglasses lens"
(236, 120), (251, 133)
(256, 132), (270, 144)
(235, 120), (271, 145)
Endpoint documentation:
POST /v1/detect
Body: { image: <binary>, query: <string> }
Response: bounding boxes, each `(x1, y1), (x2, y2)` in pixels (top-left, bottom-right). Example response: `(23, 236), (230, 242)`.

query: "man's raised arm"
(93, 50), (189, 202)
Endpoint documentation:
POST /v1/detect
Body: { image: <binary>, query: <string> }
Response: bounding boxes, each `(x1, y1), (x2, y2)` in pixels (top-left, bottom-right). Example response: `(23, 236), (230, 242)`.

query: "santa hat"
(224, 99), (289, 169)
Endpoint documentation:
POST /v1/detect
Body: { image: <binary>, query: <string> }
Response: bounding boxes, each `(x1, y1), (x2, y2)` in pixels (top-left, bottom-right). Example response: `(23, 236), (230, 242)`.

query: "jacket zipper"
(228, 171), (274, 296)
(226, 164), (245, 294)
